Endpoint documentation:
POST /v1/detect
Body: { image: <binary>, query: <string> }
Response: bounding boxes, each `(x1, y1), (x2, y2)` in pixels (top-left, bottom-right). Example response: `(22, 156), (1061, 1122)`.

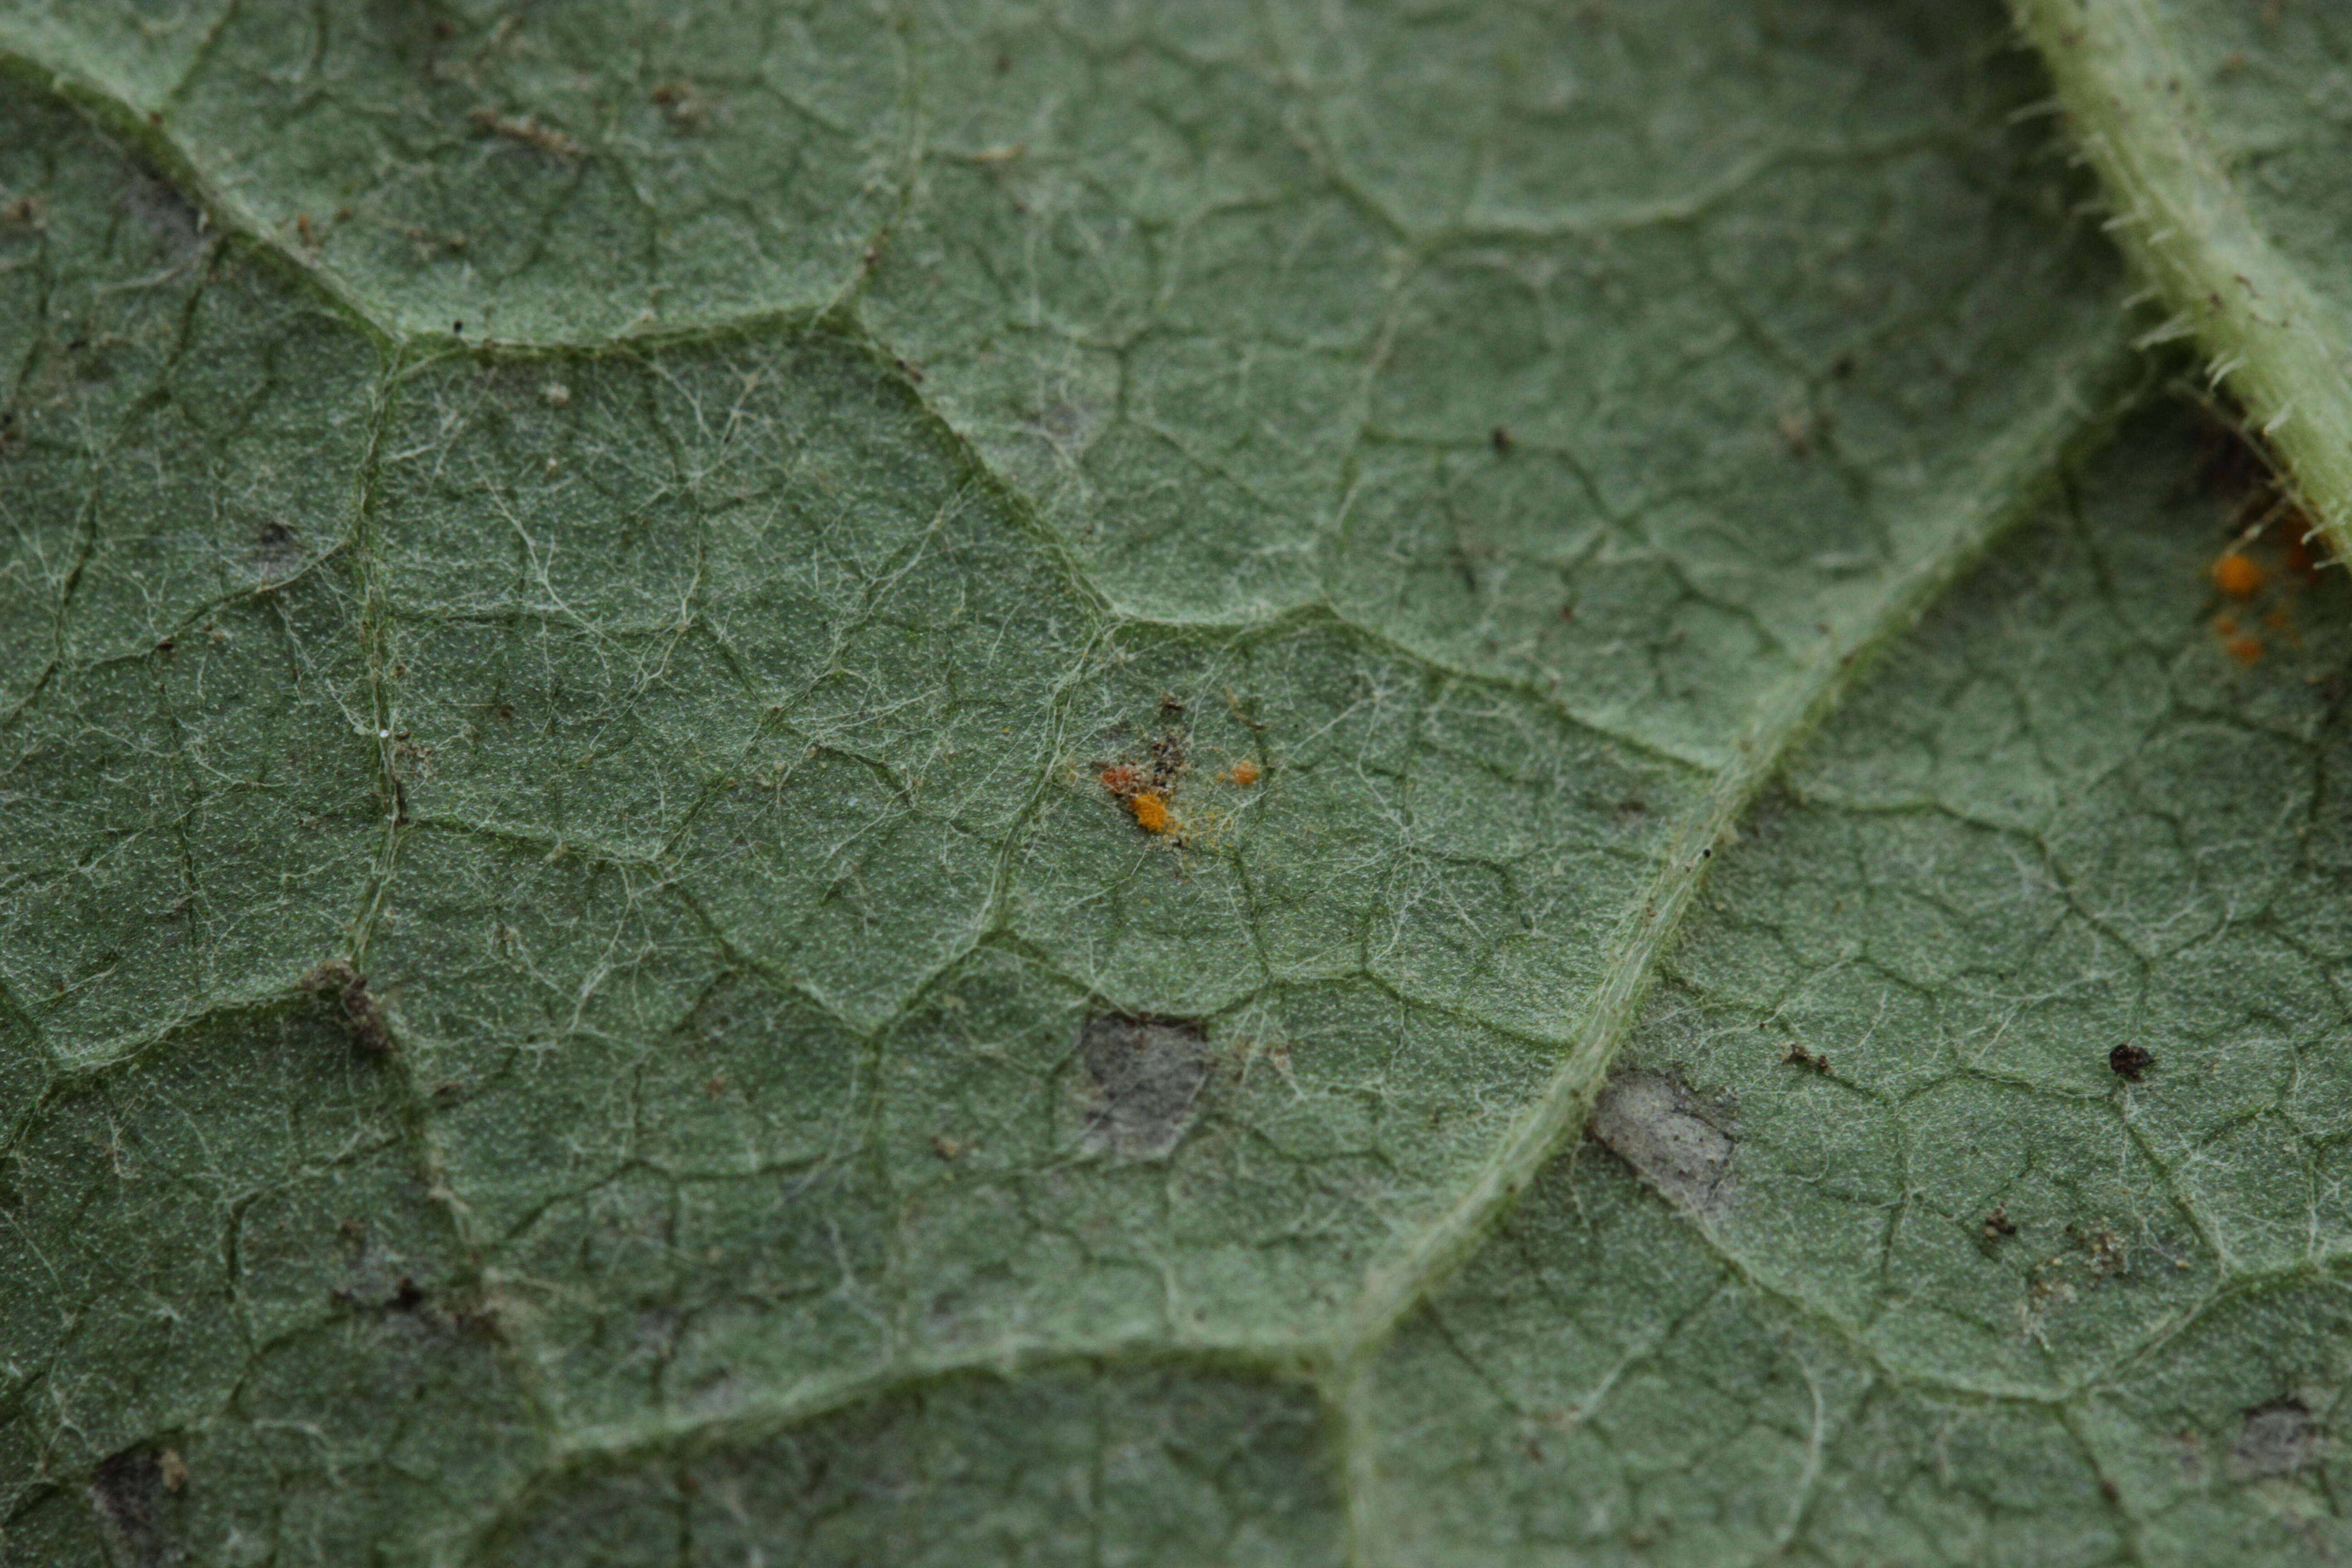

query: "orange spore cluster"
(1223, 760), (1260, 787)
(2213, 552), (2264, 598)
(2224, 635), (2266, 666)
(1128, 792), (1171, 833)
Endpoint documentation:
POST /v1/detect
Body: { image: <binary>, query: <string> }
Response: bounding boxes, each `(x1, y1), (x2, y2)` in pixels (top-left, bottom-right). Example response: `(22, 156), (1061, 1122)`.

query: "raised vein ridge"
(2015, 0), (2352, 559)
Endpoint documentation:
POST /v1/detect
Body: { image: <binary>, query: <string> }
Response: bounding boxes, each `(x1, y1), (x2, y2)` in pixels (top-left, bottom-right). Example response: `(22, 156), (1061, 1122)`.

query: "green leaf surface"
(2, 2), (2344, 1563)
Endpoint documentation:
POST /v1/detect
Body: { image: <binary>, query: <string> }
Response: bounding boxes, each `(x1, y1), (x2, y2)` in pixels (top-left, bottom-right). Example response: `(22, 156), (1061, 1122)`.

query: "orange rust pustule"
(1224, 760), (1260, 787)
(1128, 792), (1171, 833)
(2213, 553), (2264, 598)
(2224, 635), (2266, 666)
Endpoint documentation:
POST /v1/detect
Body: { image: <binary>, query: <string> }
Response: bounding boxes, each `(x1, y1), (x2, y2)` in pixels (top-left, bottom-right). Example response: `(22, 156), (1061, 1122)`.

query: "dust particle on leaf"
(2108, 1043), (2153, 1080)
(1780, 1041), (1829, 1073)
(1588, 1070), (1735, 1218)
(2233, 1400), (2321, 1480)
(1078, 1014), (1212, 1160)
(467, 108), (583, 159)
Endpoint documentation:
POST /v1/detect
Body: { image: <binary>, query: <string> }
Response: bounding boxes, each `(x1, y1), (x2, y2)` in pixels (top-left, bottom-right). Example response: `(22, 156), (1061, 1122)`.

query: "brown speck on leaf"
(2077, 1219), (2128, 1276)
(932, 1133), (965, 1160)
(295, 212), (317, 248)
(649, 79), (705, 130)
(897, 357), (925, 382)
(1777, 410), (1813, 457)
(302, 959), (394, 1054)
(2109, 1043), (2153, 1081)
(390, 1276), (426, 1312)
(1832, 352), (1857, 378)
(1224, 686), (1268, 732)
(1983, 1204), (2018, 1241)
(1490, 424), (1513, 455)
(158, 1449), (186, 1494)
(702, 1074), (726, 1100)
(1780, 1042), (1830, 1073)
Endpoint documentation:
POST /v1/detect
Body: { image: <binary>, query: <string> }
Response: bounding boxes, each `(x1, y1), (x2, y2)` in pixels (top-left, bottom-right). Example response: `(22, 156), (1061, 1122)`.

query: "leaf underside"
(2, 2), (2350, 1565)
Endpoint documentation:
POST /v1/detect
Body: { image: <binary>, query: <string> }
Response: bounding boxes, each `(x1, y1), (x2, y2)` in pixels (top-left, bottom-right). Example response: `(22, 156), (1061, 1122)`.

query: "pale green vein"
(1328, 325), (2145, 1561)
(2014, 0), (2352, 560)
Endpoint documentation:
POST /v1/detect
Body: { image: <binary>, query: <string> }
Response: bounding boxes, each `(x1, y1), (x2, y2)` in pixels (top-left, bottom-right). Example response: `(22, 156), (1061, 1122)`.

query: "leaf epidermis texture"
(5, 1), (2350, 1564)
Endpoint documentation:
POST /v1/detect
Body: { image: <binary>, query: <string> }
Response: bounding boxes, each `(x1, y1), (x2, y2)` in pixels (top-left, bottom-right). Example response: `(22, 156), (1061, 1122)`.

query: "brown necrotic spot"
(1078, 1014), (1211, 1160)
(1588, 1069), (1735, 1218)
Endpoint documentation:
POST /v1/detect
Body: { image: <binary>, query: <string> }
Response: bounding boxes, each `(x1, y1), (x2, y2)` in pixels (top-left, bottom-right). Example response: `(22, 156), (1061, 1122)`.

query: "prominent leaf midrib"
(1330, 326), (2144, 1563)
(2013, 0), (2352, 563)
(1336, 330), (2146, 1362)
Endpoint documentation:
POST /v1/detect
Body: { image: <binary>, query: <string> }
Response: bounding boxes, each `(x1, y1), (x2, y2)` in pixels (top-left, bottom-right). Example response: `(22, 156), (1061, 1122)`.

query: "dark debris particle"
(1080, 1013), (1211, 1160)
(1982, 1205), (2018, 1241)
(390, 1277), (426, 1312)
(1780, 1042), (1829, 1073)
(301, 959), (394, 1054)
(1490, 424), (1513, 455)
(2108, 1043), (2154, 1081)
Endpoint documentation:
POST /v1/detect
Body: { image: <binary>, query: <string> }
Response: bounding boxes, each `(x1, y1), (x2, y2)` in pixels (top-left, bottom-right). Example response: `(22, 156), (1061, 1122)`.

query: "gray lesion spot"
(90, 1446), (179, 1568)
(250, 520), (308, 584)
(2233, 1400), (2323, 1480)
(120, 170), (203, 255)
(1588, 1069), (1735, 1218)
(1077, 1013), (1212, 1160)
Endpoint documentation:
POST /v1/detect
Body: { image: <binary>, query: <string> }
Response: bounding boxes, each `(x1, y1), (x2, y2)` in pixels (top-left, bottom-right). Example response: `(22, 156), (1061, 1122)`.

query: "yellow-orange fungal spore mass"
(2214, 552), (2264, 597)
